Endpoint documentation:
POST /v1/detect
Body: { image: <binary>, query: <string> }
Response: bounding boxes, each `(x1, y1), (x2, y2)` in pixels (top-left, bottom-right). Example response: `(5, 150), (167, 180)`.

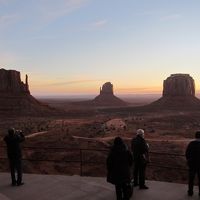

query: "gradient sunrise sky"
(1, 0), (200, 96)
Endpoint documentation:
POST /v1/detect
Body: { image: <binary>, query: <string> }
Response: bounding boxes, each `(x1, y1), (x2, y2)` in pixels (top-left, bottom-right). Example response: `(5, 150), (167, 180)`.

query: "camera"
(15, 130), (23, 136)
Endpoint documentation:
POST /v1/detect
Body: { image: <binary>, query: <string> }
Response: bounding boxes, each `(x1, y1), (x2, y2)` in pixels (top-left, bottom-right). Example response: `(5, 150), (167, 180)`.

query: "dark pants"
(115, 183), (130, 200)
(133, 161), (146, 187)
(9, 158), (22, 185)
(188, 166), (200, 192)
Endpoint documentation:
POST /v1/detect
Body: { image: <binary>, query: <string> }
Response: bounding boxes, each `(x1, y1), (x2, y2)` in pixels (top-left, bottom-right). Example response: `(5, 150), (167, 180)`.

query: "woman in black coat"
(107, 137), (133, 200)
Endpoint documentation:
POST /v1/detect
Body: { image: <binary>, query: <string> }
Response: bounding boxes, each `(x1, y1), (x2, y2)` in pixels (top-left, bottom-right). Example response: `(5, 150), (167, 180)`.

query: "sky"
(1, 0), (200, 96)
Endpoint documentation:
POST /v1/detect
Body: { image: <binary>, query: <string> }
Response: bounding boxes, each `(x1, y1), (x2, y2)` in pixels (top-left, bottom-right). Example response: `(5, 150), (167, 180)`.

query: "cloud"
(0, 0), (91, 32)
(136, 11), (182, 23)
(91, 20), (107, 28)
(39, 0), (90, 22)
(45, 79), (102, 86)
(0, 14), (19, 26)
(136, 11), (159, 16)
(117, 86), (161, 93)
(160, 14), (182, 21)
(84, 19), (107, 31)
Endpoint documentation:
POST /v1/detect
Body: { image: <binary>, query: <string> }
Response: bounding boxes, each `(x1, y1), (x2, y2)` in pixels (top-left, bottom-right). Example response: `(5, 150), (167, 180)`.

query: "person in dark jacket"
(4, 128), (25, 186)
(131, 129), (149, 189)
(107, 137), (133, 200)
(186, 131), (200, 196)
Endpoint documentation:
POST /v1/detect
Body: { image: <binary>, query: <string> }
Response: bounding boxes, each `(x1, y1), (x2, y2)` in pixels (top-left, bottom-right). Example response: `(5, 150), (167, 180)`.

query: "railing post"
(80, 149), (83, 176)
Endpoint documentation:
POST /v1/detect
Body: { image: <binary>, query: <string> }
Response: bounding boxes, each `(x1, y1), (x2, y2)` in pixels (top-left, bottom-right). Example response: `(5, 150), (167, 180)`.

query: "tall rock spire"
(25, 74), (30, 93)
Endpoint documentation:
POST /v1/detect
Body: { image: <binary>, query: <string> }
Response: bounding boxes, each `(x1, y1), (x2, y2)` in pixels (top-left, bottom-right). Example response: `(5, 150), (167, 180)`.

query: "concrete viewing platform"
(0, 173), (198, 200)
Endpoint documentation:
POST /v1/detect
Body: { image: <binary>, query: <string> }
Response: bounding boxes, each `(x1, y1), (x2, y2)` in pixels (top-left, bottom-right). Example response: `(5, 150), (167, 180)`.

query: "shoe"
(139, 185), (149, 189)
(11, 182), (16, 186)
(188, 190), (193, 196)
(17, 182), (24, 186)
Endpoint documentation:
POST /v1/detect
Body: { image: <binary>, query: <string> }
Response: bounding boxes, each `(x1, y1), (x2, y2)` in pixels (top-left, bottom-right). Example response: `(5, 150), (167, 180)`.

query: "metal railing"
(0, 145), (188, 176)
(0, 145), (109, 176)
(148, 151), (188, 171)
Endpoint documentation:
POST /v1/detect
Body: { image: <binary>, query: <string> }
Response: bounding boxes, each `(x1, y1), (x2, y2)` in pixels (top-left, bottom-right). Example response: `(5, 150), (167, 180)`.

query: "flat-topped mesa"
(163, 74), (195, 97)
(148, 73), (200, 110)
(0, 68), (30, 94)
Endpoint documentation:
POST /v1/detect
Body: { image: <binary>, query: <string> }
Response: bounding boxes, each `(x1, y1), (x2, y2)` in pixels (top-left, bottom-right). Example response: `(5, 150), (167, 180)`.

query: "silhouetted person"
(107, 137), (133, 200)
(131, 129), (149, 189)
(4, 128), (25, 186)
(186, 131), (200, 196)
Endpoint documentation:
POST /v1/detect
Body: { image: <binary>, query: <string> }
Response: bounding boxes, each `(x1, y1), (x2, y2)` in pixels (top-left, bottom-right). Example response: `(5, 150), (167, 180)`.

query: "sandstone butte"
(0, 68), (57, 116)
(92, 82), (127, 106)
(149, 73), (200, 109)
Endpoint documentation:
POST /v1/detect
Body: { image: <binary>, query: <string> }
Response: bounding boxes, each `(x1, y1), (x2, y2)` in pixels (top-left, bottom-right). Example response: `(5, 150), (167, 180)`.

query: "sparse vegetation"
(1, 101), (200, 183)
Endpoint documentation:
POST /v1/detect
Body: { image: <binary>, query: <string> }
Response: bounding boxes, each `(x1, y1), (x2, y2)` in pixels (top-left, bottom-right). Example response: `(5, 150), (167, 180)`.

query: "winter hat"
(136, 129), (144, 137)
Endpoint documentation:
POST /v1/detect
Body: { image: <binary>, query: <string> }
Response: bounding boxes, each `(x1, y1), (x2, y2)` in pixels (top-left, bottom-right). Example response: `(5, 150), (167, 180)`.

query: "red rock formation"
(93, 82), (127, 106)
(0, 68), (30, 94)
(0, 68), (57, 116)
(163, 74), (195, 97)
(100, 82), (113, 95)
(149, 74), (200, 109)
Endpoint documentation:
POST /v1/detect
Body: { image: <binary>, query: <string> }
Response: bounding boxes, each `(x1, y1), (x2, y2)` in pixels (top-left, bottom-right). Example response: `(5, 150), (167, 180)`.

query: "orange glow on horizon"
(30, 84), (163, 95)
(26, 73), (200, 96)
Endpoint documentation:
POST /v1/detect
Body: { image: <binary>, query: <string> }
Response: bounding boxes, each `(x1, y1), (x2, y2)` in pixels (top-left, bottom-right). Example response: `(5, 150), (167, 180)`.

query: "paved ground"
(0, 173), (198, 200)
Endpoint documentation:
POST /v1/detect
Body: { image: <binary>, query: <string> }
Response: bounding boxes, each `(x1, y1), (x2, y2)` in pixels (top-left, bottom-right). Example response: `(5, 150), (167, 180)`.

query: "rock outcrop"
(92, 82), (127, 106)
(0, 69), (30, 94)
(163, 74), (195, 97)
(149, 73), (200, 109)
(100, 82), (113, 95)
(0, 68), (57, 116)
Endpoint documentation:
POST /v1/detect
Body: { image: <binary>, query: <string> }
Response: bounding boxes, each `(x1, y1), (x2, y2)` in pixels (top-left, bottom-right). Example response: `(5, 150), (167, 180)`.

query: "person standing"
(131, 129), (149, 189)
(186, 131), (200, 196)
(4, 128), (25, 186)
(107, 137), (133, 200)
